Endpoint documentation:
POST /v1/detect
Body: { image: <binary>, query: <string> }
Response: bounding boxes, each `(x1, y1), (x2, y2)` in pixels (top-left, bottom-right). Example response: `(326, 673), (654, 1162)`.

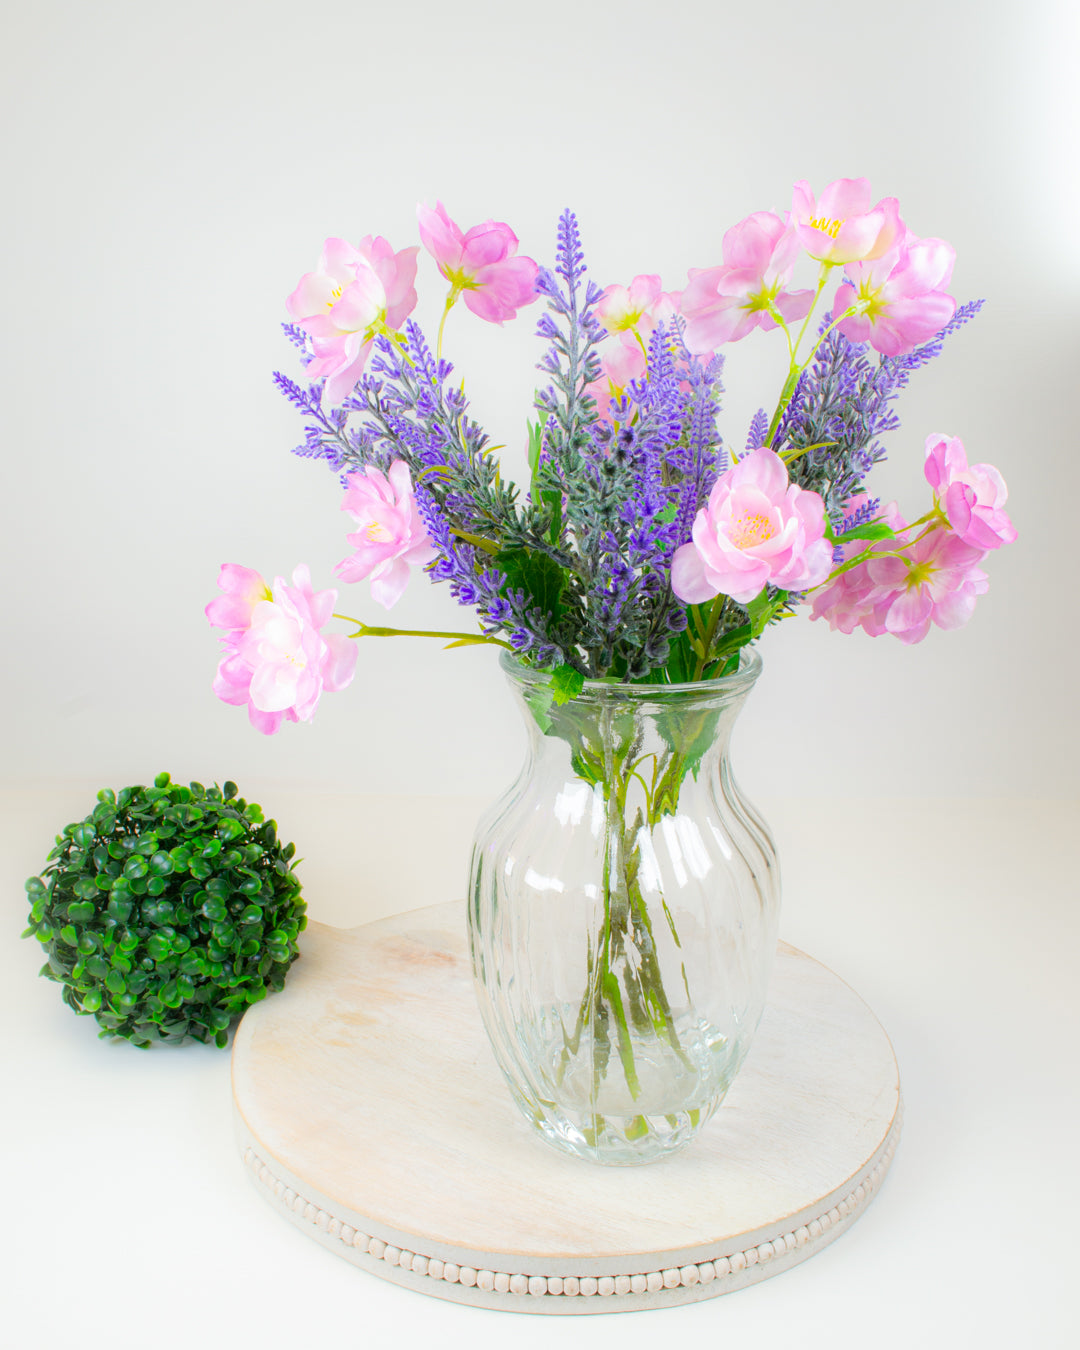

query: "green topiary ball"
(23, 773), (306, 1047)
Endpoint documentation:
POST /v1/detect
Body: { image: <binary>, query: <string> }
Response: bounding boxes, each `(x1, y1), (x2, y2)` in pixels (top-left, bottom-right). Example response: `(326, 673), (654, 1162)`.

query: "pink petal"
(319, 237), (365, 282)
(627, 274), (663, 308)
(417, 201), (464, 269)
(772, 287), (815, 323)
(248, 705), (285, 735)
(885, 585), (933, 633)
(817, 178), (873, 220)
(370, 557), (411, 608)
(320, 634), (358, 691)
(287, 271), (335, 320)
(670, 540), (719, 604)
(462, 256), (539, 322)
(460, 221), (517, 270)
(722, 212), (785, 271)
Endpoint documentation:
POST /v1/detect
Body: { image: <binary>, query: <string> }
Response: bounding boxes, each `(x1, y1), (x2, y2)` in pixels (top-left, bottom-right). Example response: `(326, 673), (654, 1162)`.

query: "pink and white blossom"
(671, 447), (833, 605)
(681, 213), (814, 352)
(417, 201), (539, 323)
(833, 236), (956, 357)
(924, 433), (1016, 551)
(810, 507), (990, 644)
(596, 275), (680, 340)
(863, 529), (989, 644)
(207, 564), (357, 735)
(336, 460), (437, 608)
(791, 178), (903, 265)
(286, 236), (419, 405)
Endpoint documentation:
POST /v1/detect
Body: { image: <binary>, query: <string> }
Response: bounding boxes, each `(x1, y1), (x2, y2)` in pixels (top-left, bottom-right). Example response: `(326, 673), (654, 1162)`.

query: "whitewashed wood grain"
(232, 902), (900, 1312)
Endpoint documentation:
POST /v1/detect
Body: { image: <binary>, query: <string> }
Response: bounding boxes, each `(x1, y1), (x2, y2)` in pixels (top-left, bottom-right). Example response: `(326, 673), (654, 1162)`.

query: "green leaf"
(549, 664), (585, 707)
(148, 851), (174, 877)
(494, 547), (567, 622)
(146, 935), (172, 962)
(826, 517), (897, 546)
(746, 588), (789, 638)
(522, 680), (554, 734)
(526, 418), (544, 484)
(656, 500), (678, 526)
(106, 894), (133, 923)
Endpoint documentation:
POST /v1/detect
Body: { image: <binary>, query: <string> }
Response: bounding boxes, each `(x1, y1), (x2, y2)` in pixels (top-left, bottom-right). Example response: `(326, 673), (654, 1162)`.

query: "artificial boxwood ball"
(23, 773), (306, 1047)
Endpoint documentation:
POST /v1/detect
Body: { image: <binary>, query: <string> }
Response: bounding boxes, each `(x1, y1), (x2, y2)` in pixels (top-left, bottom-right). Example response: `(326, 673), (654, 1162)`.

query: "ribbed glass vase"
(467, 649), (780, 1165)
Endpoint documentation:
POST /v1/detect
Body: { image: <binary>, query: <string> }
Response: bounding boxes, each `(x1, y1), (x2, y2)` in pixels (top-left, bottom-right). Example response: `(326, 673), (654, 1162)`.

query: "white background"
(2, 2), (1077, 1346)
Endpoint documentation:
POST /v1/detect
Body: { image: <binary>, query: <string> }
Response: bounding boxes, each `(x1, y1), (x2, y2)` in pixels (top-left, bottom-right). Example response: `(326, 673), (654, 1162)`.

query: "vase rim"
(499, 645), (763, 700)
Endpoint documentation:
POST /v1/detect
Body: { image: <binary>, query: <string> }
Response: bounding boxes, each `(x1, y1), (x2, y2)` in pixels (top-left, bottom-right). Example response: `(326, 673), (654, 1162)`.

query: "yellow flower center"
(364, 520), (394, 543)
(906, 560), (935, 589)
(809, 215), (843, 239)
(326, 285), (343, 308)
(441, 265), (478, 293)
(729, 510), (775, 549)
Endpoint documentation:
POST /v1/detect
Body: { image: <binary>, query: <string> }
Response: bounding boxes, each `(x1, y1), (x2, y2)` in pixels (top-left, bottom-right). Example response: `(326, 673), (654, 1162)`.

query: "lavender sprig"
(777, 303), (984, 528)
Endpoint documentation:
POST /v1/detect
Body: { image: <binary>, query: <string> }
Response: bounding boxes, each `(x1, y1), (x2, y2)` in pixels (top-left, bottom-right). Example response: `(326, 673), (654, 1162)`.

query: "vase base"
(524, 1095), (720, 1166)
(232, 901), (901, 1314)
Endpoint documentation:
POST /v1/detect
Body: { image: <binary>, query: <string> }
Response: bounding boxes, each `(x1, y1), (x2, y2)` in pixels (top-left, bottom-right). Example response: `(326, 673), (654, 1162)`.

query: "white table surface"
(3, 786), (1077, 1349)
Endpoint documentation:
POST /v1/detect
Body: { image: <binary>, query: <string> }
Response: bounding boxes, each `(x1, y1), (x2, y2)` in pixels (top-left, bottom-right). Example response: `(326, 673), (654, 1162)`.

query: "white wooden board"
(232, 902), (900, 1313)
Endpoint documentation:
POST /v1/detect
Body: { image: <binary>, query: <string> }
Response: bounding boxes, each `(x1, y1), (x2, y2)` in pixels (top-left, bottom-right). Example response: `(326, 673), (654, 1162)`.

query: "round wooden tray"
(232, 902), (901, 1314)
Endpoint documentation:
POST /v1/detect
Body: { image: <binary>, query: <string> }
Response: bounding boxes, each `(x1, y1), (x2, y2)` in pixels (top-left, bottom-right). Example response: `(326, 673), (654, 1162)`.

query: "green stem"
(448, 526), (501, 555)
(436, 289), (460, 361)
(334, 618), (513, 650)
(692, 594), (730, 680)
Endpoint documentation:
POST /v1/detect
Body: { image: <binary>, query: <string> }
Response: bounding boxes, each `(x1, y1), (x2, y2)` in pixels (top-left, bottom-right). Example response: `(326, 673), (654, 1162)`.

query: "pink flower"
(417, 201), (539, 323)
(596, 275), (679, 339)
(924, 434), (1017, 551)
(681, 213), (814, 352)
(833, 236), (956, 357)
(286, 236), (419, 405)
(791, 178), (903, 264)
(810, 508), (990, 644)
(863, 529), (989, 644)
(207, 564), (357, 734)
(671, 447), (833, 605)
(336, 460), (437, 608)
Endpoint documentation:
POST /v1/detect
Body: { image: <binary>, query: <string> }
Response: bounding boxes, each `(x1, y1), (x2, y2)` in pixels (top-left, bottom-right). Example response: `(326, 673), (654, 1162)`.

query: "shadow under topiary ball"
(23, 773), (306, 1047)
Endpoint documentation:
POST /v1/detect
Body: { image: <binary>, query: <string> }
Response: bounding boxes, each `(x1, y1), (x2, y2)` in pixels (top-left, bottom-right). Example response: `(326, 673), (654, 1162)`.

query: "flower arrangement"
(204, 181), (1017, 1160)
(207, 178), (1014, 728)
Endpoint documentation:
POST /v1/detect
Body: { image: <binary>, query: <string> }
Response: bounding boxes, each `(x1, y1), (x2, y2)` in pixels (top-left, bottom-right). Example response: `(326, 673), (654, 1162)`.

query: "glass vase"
(467, 649), (779, 1166)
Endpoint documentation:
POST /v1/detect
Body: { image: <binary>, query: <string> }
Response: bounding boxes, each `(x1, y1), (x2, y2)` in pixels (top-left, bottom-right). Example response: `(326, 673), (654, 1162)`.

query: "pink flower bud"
(924, 434), (1016, 550)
